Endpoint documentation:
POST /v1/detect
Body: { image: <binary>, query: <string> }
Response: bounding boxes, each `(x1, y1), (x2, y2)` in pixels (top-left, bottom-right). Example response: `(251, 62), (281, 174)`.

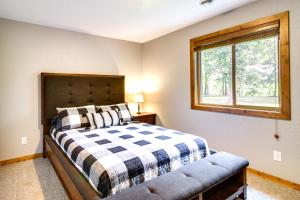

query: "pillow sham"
(86, 110), (120, 129)
(96, 103), (132, 125)
(56, 105), (96, 130)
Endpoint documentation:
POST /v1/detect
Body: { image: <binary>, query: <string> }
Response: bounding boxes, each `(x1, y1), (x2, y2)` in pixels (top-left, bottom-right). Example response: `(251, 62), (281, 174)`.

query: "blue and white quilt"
(51, 122), (210, 198)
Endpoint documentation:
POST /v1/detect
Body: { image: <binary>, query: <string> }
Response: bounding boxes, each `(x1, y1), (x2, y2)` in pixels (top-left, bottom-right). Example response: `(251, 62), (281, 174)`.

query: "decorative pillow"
(86, 110), (120, 129)
(96, 103), (132, 125)
(56, 105), (96, 130)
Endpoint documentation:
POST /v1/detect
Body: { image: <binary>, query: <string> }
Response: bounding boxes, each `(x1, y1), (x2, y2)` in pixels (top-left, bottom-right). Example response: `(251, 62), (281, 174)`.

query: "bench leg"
(189, 194), (202, 200)
(238, 186), (247, 199)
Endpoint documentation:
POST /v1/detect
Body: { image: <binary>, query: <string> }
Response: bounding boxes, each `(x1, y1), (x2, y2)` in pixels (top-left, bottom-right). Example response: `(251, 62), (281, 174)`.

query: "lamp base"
(137, 102), (141, 114)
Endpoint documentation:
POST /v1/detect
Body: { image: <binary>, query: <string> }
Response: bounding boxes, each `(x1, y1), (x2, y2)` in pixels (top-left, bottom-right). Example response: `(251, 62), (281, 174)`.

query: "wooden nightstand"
(132, 112), (156, 125)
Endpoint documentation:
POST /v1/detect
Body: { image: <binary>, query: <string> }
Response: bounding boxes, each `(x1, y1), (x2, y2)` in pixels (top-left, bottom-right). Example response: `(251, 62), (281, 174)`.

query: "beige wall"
(142, 0), (300, 184)
(1, 0), (300, 185)
(0, 19), (142, 161)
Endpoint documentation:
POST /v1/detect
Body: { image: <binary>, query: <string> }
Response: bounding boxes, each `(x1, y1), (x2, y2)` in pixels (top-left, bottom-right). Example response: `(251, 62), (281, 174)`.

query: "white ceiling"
(0, 0), (256, 43)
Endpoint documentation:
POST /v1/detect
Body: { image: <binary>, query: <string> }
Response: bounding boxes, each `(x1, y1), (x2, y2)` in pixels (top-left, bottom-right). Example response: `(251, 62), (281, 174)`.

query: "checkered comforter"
(51, 122), (210, 198)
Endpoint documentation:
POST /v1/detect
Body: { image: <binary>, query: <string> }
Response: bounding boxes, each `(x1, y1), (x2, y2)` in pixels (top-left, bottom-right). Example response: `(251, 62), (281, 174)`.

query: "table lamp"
(134, 94), (144, 114)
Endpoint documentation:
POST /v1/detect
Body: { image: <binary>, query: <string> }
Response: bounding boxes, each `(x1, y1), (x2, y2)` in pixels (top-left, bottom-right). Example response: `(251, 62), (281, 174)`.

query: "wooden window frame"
(190, 12), (290, 120)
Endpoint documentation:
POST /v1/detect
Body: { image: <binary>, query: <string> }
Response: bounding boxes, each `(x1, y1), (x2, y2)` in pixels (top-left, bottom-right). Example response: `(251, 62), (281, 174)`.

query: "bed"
(51, 122), (209, 197)
(41, 73), (247, 200)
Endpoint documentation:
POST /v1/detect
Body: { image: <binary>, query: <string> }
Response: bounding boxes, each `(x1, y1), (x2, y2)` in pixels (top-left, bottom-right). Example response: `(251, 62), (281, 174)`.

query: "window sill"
(191, 104), (291, 120)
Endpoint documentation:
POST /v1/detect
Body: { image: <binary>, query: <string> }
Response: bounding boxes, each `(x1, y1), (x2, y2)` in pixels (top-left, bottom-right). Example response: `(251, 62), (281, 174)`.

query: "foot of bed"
(43, 138), (48, 158)
(43, 149), (47, 158)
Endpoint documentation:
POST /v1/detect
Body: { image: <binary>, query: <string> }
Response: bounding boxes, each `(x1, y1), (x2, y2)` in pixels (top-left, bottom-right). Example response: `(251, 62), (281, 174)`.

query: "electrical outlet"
(273, 150), (281, 162)
(21, 137), (27, 145)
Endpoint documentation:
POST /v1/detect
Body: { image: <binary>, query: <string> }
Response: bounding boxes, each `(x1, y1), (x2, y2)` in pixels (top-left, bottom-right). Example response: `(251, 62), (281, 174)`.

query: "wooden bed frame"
(41, 72), (247, 200)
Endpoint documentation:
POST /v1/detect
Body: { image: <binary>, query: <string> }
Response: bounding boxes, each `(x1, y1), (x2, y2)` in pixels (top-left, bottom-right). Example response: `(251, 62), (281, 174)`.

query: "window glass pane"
(236, 36), (279, 108)
(200, 45), (232, 105)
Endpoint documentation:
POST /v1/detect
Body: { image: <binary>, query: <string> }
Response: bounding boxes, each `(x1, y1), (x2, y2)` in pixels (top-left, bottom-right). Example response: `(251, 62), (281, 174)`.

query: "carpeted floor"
(0, 158), (299, 200)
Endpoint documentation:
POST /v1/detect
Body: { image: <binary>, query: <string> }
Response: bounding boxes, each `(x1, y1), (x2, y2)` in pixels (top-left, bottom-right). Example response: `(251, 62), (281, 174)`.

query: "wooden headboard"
(41, 73), (125, 135)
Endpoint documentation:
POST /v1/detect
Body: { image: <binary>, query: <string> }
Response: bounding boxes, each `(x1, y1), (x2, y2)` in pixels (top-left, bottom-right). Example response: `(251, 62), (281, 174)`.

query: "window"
(190, 12), (290, 120)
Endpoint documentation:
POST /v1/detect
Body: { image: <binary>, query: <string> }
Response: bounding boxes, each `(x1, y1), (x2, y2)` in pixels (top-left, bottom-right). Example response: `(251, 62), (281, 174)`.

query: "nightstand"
(132, 112), (156, 125)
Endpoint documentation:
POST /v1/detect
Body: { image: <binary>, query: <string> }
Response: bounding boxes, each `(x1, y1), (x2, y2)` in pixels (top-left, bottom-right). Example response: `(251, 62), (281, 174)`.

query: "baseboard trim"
(1, 155), (299, 191)
(247, 168), (300, 191)
(0, 153), (43, 166)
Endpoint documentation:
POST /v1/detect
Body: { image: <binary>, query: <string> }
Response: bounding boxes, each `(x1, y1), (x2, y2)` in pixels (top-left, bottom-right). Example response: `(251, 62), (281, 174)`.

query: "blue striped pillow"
(86, 110), (120, 129)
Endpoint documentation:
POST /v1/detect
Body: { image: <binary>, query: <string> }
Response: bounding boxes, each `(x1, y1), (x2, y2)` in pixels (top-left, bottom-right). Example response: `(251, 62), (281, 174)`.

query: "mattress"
(51, 122), (210, 198)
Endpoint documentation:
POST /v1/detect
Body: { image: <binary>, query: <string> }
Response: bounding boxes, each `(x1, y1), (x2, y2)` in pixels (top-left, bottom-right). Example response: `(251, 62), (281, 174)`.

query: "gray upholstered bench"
(103, 152), (249, 200)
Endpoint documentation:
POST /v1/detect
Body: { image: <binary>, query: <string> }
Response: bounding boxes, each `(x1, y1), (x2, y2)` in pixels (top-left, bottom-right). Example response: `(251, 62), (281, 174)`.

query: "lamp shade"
(134, 94), (144, 103)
